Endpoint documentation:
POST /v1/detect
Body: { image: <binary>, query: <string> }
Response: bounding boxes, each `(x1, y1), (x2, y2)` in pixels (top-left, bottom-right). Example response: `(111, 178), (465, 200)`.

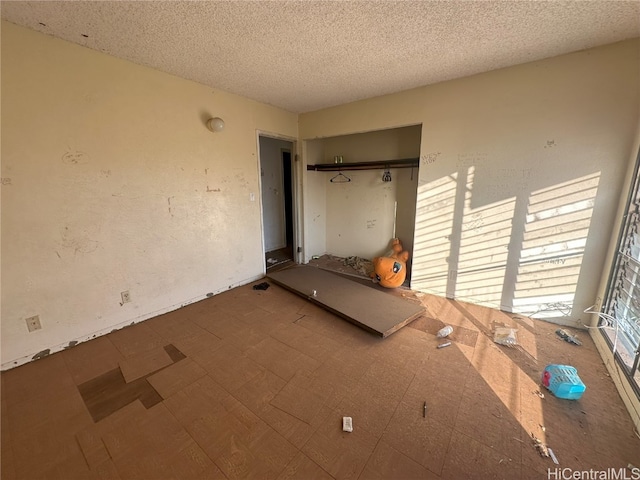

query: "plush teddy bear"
(371, 238), (410, 288)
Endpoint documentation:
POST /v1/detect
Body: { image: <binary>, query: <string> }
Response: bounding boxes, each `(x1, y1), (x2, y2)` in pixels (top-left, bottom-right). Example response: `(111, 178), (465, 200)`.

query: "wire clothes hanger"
(330, 171), (351, 183)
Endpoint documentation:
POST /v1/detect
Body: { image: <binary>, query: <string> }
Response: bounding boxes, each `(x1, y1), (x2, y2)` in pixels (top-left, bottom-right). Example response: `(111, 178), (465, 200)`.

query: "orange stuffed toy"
(371, 238), (410, 288)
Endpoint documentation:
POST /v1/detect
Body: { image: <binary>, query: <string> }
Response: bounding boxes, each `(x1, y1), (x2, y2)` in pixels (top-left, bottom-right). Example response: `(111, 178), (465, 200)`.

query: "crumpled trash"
(437, 325), (453, 338)
(493, 327), (518, 347)
(531, 433), (549, 457)
(342, 256), (373, 276)
(556, 328), (582, 346)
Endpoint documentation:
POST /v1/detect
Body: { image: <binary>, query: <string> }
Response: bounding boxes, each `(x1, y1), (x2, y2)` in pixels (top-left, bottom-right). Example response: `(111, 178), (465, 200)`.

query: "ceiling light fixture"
(207, 117), (225, 133)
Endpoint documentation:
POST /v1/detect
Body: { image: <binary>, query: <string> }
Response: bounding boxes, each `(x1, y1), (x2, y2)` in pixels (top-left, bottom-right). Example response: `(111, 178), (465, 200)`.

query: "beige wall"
(0, 22), (297, 368)
(301, 38), (640, 327)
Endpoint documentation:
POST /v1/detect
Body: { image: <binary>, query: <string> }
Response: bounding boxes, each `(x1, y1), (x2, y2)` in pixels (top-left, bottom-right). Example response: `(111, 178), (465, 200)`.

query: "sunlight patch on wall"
(512, 172), (600, 318)
(412, 173), (458, 295)
(455, 166), (516, 307)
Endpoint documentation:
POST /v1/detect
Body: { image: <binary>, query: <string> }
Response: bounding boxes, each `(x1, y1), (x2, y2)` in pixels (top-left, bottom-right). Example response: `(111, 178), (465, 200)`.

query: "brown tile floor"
(2, 277), (640, 479)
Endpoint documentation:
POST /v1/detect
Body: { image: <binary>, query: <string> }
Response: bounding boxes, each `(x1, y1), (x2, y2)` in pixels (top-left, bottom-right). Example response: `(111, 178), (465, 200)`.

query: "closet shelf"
(307, 157), (419, 172)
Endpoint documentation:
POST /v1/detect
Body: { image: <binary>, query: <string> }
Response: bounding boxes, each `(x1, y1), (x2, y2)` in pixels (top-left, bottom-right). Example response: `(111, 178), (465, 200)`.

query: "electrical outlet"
(121, 291), (131, 303)
(26, 315), (42, 332)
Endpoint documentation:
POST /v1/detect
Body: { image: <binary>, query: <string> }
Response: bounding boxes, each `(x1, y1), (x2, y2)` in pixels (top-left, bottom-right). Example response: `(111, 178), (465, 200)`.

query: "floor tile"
(359, 440), (438, 480)
(234, 370), (331, 448)
(7, 383), (91, 441)
(381, 400), (453, 476)
(454, 378), (523, 463)
(1, 354), (75, 406)
(301, 408), (378, 480)
(401, 357), (468, 427)
(192, 342), (265, 392)
(38, 447), (96, 480)
(147, 358), (207, 399)
(276, 451), (333, 480)
(11, 433), (87, 479)
(337, 383), (403, 438)
(163, 375), (231, 426)
(270, 377), (327, 424)
(108, 322), (166, 358)
(215, 422), (298, 480)
(440, 430), (521, 480)
(62, 336), (125, 385)
(232, 369), (287, 414)
(259, 403), (332, 449)
(270, 323), (342, 362)
(227, 326), (273, 352)
(78, 368), (162, 422)
(76, 422), (112, 468)
(172, 329), (223, 356)
(146, 314), (204, 343)
(92, 459), (123, 480)
(246, 336), (320, 381)
(119, 346), (174, 383)
(101, 403), (217, 479)
(322, 345), (378, 382)
(186, 397), (265, 462)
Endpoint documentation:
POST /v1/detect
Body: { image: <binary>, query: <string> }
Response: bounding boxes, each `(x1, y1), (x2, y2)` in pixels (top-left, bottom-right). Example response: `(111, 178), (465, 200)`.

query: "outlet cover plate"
(26, 315), (42, 332)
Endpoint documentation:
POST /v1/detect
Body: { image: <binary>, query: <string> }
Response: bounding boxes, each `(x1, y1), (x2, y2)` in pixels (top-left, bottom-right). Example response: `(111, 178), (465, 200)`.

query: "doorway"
(258, 135), (297, 272)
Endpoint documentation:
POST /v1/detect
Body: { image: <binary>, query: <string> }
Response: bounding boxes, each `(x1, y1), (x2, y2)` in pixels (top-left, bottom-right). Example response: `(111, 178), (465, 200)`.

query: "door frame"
(280, 147), (294, 251)
(256, 131), (301, 272)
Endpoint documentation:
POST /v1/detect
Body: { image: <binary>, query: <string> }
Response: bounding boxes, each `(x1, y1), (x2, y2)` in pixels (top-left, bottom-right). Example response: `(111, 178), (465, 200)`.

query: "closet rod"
(307, 157), (419, 172)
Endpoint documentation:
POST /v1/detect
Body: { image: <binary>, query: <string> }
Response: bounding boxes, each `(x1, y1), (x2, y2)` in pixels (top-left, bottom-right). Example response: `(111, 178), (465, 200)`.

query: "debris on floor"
(437, 325), (453, 338)
(252, 282), (270, 291)
(342, 416), (353, 432)
(342, 255), (373, 276)
(556, 328), (582, 345)
(531, 433), (550, 457)
(437, 342), (451, 349)
(533, 389), (545, 398)
(423, 402), (427, 417)
(548, 448), (559, 465)
(267, 258), (279, 265)
(493, 327), (518, 347)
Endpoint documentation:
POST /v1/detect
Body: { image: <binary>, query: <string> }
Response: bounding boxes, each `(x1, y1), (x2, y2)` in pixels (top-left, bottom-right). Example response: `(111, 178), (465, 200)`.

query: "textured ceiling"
(2, 1), (639, 113)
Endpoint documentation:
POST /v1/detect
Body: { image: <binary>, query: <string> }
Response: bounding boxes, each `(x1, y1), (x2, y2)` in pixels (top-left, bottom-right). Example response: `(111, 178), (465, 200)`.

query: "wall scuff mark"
(62, 151), (88, 165)
(60, 225), (99, 254)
